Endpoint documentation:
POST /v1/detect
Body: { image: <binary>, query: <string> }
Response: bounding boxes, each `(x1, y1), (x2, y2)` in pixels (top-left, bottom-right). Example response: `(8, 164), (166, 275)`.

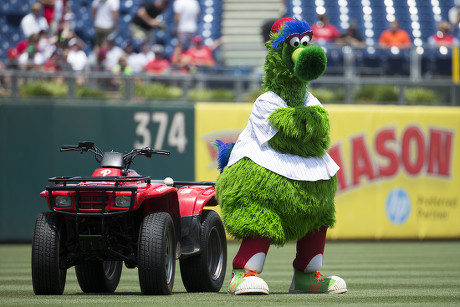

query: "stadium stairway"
(220, 0), (285, 71)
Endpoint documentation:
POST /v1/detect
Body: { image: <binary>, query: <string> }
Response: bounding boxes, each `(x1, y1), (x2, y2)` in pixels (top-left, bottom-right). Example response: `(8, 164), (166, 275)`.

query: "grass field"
(1, 241), (459, 306)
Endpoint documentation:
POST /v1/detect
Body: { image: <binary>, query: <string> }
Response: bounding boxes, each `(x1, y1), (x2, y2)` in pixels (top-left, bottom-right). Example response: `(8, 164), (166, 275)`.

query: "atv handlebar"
(61, 141), (97, 152)
(135, 148), (170, 157)
(59, 141), (170, 170)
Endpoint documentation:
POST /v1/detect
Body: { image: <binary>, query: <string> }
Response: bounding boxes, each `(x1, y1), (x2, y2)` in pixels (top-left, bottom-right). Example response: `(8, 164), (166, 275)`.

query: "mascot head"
(265, 18), (327, 83)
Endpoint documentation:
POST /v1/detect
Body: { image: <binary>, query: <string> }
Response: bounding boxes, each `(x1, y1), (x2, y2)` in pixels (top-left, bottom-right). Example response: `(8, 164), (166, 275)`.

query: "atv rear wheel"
(180, 210), (227, 292)
(138, 212), (176, 295)
(32, 212), (67, 295)
(75, 260), (122, 293)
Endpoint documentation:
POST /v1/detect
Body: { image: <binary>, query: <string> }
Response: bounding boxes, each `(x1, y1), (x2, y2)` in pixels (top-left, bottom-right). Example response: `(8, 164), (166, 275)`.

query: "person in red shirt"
(39, 0), (68, 34)
(428, 21), (459, 48)
(310, 14), (340, 44)
(185, 35), (216, 70)
(170, 42), (192, 73)
(144, 44), (171, 74)
(378, 20), (411, 49)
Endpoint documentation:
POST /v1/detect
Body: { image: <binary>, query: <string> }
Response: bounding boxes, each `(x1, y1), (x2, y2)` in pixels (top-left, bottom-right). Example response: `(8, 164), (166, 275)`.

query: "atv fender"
(177, 185), (217, 217)
(177, 186), (217, 257)
(139, 184), (181, 239)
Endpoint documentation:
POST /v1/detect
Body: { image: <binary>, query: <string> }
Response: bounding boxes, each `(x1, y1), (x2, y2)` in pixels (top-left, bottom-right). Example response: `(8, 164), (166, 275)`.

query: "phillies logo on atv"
(101, 169), (112, 176)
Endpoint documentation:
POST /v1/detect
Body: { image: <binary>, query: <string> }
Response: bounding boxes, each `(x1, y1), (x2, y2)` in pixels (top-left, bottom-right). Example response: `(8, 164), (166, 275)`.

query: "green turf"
(1, 241), (459, 306)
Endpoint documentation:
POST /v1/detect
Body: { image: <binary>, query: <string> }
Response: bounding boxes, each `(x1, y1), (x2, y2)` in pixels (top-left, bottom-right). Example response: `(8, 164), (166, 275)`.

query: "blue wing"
(211, 139), (235, 173)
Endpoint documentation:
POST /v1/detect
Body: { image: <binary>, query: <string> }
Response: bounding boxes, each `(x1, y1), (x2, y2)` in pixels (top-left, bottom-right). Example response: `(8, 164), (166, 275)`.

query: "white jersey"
(20, 13), (49, 38)
(227, 91), (339, 181)
(174, 0), (200, 33)
(92, 0), (120, 29)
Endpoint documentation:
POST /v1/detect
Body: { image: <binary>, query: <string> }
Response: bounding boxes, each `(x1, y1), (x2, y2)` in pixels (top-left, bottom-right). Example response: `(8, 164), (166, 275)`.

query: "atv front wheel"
(32, 212), (67, 295)
(180, 210), (227, 292)
(138, 212), (176, 295)
(75, 260), (122, 293)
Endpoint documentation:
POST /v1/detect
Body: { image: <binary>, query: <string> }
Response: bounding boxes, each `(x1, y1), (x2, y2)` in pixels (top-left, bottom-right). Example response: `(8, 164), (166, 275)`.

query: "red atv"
(32, 141), (226, 295)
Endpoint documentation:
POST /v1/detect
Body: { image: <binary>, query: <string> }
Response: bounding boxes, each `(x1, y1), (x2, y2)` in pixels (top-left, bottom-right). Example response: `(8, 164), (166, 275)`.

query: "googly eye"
(300, 35), (310, 46)
(289, 36), (300, 47)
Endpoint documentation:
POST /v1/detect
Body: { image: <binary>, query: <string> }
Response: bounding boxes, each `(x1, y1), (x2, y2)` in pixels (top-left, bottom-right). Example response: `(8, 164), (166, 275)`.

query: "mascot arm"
(267, 105), (331, 157)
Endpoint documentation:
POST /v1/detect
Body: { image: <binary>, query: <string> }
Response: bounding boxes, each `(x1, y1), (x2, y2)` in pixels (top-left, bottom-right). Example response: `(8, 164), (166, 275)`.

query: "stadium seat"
(385, 51), (410, 76)
(324, 47), (344, 75)
(356, 48), (386, 76)
(432, 47), (453, 76)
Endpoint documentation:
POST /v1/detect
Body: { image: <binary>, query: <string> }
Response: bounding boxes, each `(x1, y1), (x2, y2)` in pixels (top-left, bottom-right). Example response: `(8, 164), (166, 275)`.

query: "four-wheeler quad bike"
(32, 141), (227, 295)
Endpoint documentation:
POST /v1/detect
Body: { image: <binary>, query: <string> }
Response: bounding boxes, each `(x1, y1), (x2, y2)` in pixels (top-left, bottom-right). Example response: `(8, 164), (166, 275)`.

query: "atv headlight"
(115, 196), (131, 208)
(55, 196), (72, 207)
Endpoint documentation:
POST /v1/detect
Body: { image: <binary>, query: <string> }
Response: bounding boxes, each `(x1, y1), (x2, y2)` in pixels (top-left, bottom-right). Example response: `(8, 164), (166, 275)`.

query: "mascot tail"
(211, 139), (235, 173)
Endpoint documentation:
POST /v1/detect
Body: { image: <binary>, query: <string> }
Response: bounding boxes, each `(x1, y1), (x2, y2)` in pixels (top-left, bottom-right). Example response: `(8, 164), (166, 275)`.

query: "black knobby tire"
(138, 212), (176, 295)
(75, 260), (122, 293)
(31, 212), (67, 295)
(180, 210), (227, 292)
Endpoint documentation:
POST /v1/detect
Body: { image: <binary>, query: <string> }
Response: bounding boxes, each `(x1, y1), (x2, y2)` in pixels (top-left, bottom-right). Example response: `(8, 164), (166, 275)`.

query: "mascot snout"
(291, 45), (327, 82)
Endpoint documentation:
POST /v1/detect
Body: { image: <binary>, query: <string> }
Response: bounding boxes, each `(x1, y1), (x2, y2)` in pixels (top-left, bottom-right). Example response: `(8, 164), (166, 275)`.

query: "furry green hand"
(268, 105), (330, 157)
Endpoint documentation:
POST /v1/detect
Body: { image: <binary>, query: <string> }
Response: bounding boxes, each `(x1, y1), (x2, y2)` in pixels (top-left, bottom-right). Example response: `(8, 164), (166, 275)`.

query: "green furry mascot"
(215, 18), (347, 295)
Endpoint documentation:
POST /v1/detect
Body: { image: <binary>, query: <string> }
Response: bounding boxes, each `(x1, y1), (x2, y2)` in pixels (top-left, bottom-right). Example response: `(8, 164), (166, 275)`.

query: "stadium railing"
(0, 46), (458, 106)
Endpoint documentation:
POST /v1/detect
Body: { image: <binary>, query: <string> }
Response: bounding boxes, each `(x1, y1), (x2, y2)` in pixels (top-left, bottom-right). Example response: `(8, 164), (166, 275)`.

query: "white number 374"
(133, 111), (187, 153)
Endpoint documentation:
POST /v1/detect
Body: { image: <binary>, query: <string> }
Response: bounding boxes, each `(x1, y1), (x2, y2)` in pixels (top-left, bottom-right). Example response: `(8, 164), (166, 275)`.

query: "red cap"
(271, 17), (295, 33)
(193, 35), (203, 44)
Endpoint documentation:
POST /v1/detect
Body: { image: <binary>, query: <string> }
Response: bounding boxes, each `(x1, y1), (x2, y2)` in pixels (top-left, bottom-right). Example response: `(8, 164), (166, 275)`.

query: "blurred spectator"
(448, 1), (460, 30)
(40, 0), (62, 25)
(310, 14), (340, 44)
(39, 0), (67, 34)
(184, 35), (222, 71)
(31, 30), (56, 68)
(89, 47), (107, 71)
(173, 0), (200, 50)
(127, 41), (155, 73)
(54, 2), (76, 37)
(103, 35), (125, 71)
(378, 20), (411, 49)
(66, 38), (88, 72)
(111, 55), (132, 88)
(428, 21), (459, 48)
(112, 55), (133, 75)
(51, 7), (79, 47)
(129, 0), (169, 44)
(43, 49), (67, 72)
(121, 40), (135, 61)
(335, 20), (365, 48)
(7, 39), (29, 66)
(144, 44), (171, 74)
(18, 34), (45, 70)
(20, 2), (50, 38)
(170, 42), (191, 72)
(91, 0), (120, 48)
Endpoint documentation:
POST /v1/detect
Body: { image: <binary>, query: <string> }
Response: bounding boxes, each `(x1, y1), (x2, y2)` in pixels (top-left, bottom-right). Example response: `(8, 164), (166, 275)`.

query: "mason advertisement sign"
(195, 103), (460, 240)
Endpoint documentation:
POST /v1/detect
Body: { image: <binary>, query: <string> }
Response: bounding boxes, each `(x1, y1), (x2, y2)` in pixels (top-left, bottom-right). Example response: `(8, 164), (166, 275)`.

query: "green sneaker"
(289, 269), (347, 294)
(228, 269), (269, 295)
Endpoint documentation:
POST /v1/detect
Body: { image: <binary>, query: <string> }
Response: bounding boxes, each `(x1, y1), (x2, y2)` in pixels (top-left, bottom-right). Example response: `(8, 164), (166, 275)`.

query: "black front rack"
(46, 176), (150, 217)
(48, 175), (151, 187)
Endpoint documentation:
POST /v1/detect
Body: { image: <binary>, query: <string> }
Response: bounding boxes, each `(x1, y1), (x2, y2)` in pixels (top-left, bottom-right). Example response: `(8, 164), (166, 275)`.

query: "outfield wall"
(1, 100), (459, 241)
(0, 101), (195, 241)
(196, 103), (460, 240)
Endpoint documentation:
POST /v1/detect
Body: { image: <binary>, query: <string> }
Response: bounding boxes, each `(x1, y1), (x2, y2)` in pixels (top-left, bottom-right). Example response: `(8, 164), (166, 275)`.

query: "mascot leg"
(228, 236), (270, 295)
(289, 226), (347, 294)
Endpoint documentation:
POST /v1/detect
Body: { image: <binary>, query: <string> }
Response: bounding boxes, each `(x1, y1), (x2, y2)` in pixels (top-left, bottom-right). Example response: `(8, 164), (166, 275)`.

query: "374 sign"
(134, 111), (188, 153)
